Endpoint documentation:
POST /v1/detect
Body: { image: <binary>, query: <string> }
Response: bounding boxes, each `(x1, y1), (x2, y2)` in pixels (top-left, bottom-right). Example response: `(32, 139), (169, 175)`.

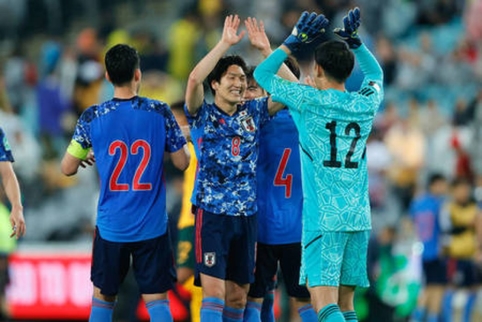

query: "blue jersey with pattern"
(410, 194), (444, 261)
(257, 109), (302, 244)
(0, 128), (14, 162)
(255, 45), (384, 232)
(185, 99), (270, 216)
(71, 96), (186, 242)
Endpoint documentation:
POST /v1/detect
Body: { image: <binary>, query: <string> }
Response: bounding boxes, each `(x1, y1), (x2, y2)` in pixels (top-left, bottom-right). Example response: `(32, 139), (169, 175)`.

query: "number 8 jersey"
(255, 45), (384, 232)
(185, 98), (270, 217)
(67, 97), (187, 242)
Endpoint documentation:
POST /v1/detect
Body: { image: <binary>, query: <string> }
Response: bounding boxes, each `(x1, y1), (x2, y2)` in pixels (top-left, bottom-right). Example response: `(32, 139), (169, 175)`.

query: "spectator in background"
(385, 115), (426, 214)
(410, 173), (448, 322)
(439, 177), (480, 321)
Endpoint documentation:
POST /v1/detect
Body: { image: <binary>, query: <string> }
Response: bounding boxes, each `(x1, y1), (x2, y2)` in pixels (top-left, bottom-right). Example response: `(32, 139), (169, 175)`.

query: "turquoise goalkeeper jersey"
(254, 44), (383, 232)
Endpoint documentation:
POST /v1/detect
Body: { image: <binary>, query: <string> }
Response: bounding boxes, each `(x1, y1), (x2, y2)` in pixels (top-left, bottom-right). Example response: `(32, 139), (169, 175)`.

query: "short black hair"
(246, 56), (300, 84)
(207, 55), (247, 95)
(284, 55), (300, 79)
(105, 44), (140, 86)
(427, 173), (446, 188)
(314, 40), (354, 83)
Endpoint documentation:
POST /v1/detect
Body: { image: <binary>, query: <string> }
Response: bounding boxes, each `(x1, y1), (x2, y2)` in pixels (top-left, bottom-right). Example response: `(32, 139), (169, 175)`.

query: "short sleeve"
(72, 109), (93, 150)
(247, 97), (270, 127)
(0, 128), (14, 162)
(165, 106), (187, 153)
(184, 101), (208, 127)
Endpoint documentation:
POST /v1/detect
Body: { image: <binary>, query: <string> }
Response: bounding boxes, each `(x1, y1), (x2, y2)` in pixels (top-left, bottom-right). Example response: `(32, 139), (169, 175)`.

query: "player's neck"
(316, 78), (345, 92)
(214, 97), (238, 116)
(113, 86), (138, 100)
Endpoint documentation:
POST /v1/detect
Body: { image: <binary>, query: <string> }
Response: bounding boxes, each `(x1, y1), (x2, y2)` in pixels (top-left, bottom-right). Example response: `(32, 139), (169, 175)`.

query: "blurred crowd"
(0, 0), (482, 321)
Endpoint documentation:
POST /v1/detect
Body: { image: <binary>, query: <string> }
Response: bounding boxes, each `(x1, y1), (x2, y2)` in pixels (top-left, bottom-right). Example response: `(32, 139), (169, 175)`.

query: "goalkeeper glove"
(282, 11), (330, 52)
(333, 7), (362, 49)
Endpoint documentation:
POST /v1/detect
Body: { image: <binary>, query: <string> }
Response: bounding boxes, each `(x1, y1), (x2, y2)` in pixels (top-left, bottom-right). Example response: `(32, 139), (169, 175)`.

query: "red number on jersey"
(109, 140), (129, 191)
(273, 148), (293, 198)
(108, 139), (153, 191)
(231, 136), (241, 156)
(131, 140), (152, 191)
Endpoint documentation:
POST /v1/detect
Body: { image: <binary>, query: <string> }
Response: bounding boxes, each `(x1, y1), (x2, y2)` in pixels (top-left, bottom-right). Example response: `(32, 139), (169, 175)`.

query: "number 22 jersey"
(67, 97), (187, 242)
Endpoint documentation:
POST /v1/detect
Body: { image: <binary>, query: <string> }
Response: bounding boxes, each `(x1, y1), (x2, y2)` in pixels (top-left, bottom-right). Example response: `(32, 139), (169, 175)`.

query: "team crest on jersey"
(239, 112), (256, 132)
(204, 252), (216, 267)
(2, 136), (11, 151)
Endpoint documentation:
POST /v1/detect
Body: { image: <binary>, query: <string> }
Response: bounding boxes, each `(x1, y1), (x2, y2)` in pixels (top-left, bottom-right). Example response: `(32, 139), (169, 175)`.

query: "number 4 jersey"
(67, 97), (187, 242)
(257, 109), (302, 244)
(255, 44), (384, 232)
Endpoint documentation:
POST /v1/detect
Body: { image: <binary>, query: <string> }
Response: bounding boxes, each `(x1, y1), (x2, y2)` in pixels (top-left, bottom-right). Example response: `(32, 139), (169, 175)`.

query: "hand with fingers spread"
(334, 7), (362, 49)
(221, 14), (246, 47)
(245, 17), (271, 56)
(283, 11), (330, 53)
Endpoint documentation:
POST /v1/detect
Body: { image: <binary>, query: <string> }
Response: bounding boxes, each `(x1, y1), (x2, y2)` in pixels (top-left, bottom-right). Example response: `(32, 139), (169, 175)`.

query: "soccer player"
(61, 44), (190, 322)
(184, 15), (296, 322)
(243, 63), (316, 321)
(254, 8), (384, 322)
(0, 127), (26, 240)
(409, 173), (448, 322)
(0, 126), (26, 321)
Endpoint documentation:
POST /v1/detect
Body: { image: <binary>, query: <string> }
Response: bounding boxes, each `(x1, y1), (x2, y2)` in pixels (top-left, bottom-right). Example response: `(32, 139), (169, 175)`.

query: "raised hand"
(334, 7), (362, 49)
(245, 17), (271, 55)
(221, 15), (246, 46)
(283, 11), (330, 52)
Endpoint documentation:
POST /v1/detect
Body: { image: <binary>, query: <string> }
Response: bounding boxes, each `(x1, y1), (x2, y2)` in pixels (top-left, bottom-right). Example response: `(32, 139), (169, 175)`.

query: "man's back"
(257, 109), (302, 244)
(74, 96), (186, 242)
(285, 85), (381, 232)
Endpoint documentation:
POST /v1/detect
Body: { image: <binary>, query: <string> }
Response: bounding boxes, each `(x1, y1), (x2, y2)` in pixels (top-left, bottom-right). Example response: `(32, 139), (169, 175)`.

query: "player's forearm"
(353, 44), (383, 83)
(254, 47), (289, 93)
(185, 41), (231, 113)
(0, 165), (22, 210)
(188, 41), (231, 86)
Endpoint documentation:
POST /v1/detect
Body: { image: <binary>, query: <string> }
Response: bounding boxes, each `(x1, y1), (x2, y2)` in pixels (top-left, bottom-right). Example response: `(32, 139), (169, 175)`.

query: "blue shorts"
(91, 227), (176, 296)
(300, 230), (370, 288)
(423, 258), (447, 285)
(194, 208), (257, 286)
(248, 242), (310, 299)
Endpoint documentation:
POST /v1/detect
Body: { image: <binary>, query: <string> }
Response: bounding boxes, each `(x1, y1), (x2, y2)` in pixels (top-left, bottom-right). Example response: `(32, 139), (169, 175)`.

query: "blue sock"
(464, 292), (476, 322)
(201, 297), (224, 321)
(261, 291), (275, 322)
(342, 310), (358, 321)
(298, 304), (317, 322)
(223, 306), (244, 322)
(317, 304), (345, 322)
(427, 313), (438, 322)
(146, 299), (172, 322)
(411, 307), (426, 321)
(89, 297), (115, 322)
(441, 290), (454, 321)
(244, 301), (262, 321)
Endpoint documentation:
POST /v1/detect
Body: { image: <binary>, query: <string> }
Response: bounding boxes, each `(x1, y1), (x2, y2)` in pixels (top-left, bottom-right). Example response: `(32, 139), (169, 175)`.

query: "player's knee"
(225, 288), (248, 309)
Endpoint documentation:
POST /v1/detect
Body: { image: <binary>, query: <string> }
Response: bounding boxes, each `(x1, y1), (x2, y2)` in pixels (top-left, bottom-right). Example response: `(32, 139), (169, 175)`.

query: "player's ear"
(211, 80), (219, 93)
(105, 71), (111, 82)
(134, 69), (141, 82)
(315, 64), (324, 78)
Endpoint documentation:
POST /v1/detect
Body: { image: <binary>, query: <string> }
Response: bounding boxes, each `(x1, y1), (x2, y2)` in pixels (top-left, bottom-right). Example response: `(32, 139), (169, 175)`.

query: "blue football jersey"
(0, 128), (14, 162)
(410, 194), (444, 261)
(257, 109), (302, 244)
(185, 98), (270, 216)
(255, 45), (384, 232)
(70, 96), (186, 242)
